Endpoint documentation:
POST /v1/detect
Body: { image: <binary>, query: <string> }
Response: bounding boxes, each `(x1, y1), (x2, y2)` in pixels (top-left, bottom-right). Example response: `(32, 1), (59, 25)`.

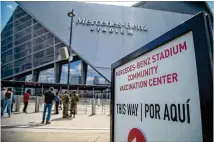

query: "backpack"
(55, 95), (60, 102)
(5, 92), (12, 99)
(44, 91), (54, 103)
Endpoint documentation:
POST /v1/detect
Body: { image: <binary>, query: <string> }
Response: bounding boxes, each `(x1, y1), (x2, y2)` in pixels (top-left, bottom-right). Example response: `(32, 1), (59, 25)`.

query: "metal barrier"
(76, 98), (110, 115)
(13, 95), (110, 115)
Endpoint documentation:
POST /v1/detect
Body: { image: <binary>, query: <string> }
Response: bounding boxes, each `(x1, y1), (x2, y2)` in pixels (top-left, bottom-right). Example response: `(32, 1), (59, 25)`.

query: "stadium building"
(1, 1), (212, 95)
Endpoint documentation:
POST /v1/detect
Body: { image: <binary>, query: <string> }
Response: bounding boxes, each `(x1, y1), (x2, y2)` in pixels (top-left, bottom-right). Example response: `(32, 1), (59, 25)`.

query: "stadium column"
(81, 60), (88, 84)
(54, 62), (61, 83)
(32, 70), (39, 82)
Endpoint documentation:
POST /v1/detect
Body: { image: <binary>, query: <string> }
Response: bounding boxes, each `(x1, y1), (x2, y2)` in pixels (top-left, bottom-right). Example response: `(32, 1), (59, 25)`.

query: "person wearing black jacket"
(41, 87), (55, 124)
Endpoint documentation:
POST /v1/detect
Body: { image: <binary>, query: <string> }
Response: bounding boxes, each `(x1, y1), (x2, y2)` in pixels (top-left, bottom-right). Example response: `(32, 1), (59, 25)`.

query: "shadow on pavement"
(51, 117), (71, 121)
(1, 123), (44, 129)
(11, 111), (43, 115)
(10, 112), (22, 115)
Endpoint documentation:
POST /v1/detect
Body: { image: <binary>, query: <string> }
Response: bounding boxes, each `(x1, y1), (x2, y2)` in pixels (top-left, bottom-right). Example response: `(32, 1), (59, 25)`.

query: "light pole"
(67, 9), (75, 90)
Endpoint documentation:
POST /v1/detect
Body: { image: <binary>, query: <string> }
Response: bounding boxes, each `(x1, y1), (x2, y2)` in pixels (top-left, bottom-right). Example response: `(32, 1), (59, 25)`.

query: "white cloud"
(87, 77), (94, 81)
(6, 5), (13, 10)
(88, 65), (93, 72)
(99, 78), (105, 84)
(62, 64), (81, 76)
(76, 63), (81, 71)
(86, 76), (94, 85)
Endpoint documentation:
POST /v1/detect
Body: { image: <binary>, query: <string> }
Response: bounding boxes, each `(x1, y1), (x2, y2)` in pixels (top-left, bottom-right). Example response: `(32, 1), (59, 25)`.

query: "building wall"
(3, 1), (193, 81)
(133, 1), (213, 18)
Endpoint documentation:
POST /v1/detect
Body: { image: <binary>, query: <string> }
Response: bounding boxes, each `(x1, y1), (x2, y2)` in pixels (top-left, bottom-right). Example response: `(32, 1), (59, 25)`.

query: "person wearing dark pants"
(1, 88), (13, 117)
(23, 102), (28, 112)
(23, 90), (31, 113)
(42, 87), (55, 125)
(55, 93), (60, 114)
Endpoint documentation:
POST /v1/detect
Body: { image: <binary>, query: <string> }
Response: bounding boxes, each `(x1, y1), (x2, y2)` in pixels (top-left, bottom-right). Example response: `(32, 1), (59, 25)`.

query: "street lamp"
(67, 9), (75, 90)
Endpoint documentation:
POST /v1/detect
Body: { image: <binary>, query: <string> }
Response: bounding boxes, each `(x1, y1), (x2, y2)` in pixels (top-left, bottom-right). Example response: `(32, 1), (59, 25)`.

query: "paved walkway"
(2, 131), (110, 142)
(1, 108), (110, 142)
(2, 110), (110, 129)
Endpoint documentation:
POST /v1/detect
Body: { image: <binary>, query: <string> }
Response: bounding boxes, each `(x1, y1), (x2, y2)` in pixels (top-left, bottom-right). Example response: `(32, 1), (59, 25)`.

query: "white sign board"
(114, 32), (203, 142)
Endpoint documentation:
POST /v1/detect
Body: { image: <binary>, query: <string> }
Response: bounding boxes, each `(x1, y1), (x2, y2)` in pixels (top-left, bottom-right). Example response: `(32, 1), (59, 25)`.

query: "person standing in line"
(55, 92), (60, 114)
(23, 89), (31, 113)
(59, 91), (62, 110)
(60, 90), (70, 118)
(69, 91), (80, 118)
(1, 87), (7, 108)
(1, 88), (13, 118)
(41, 87), (55, 124)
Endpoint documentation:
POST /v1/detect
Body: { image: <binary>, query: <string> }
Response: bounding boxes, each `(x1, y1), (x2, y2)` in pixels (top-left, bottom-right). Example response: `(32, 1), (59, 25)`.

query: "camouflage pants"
(70, 105), (77, 117)
(63, 103), (69, 118)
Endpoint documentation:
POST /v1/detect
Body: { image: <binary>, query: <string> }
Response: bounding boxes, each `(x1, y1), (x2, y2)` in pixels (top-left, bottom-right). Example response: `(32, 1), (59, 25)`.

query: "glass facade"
(86, 65), (109, 85)
(1, 5), (110, 85)
(1, 6), (58, 78)
(38, 68), (55, 83)
(60, 60), (82, 84)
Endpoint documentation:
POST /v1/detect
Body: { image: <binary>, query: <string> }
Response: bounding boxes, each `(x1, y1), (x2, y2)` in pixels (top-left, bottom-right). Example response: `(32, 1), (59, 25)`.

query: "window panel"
(45, 47), (54, 56)
(2, 23), (13, 33)
(33, 33), (54, 52)
(43, 37), (54, 47)
(14, 34), (31, 46)
(33, 47), (54, 67)
(1, 49), (13, 65)
(38, 68), (55, 83)
(33, 28), (48, 37)
(14, 28), (31, 41)
(1, 43), (13, 53)
(14, 41), (31, 54)
(14, 55), (32, 74)
(60, 61), (82, 84)
(2, 63), (13, 78)
(14, 48), (31, 60)
(1, 36), (13, 47)
(33, 23), (48, 37)
(14, 9), (27, 20)
(14, 6), (23, 14)
(14, 20), (32, 33)
(33, 23), (42, 31)
(86, 65), (108, 85)
(1, 29), (13, 40)
(7, 16), (13, 24)
(60, 64), (68, 84)
(18, 14), (32, 23)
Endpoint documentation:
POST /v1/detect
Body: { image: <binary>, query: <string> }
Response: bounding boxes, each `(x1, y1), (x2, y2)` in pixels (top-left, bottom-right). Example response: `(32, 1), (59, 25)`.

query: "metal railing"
(12, 95), (110, 115)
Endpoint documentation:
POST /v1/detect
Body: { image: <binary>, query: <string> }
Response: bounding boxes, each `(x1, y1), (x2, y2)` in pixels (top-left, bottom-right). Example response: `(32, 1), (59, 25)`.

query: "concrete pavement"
(1, 131), (110, 142)
(1, 106), (111, 142)
(2, 111), (110, 129)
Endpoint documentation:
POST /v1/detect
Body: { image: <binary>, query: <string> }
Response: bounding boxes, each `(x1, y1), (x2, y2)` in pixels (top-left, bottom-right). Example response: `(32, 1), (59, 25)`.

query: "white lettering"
(76, 17), (85, 25)
(76, 17), (148, 35)
(109, 28), (114, 33)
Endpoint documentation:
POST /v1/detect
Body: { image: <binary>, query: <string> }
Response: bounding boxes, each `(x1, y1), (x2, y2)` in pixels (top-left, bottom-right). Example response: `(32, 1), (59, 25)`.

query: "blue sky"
(1, 1), (213, 31)
(1, 1), (17, 31)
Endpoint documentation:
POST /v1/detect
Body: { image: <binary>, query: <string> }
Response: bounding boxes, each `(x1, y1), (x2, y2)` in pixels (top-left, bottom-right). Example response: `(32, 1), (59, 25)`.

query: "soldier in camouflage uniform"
(69, 91), (80, 118)
(60, 90), (70, 118)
